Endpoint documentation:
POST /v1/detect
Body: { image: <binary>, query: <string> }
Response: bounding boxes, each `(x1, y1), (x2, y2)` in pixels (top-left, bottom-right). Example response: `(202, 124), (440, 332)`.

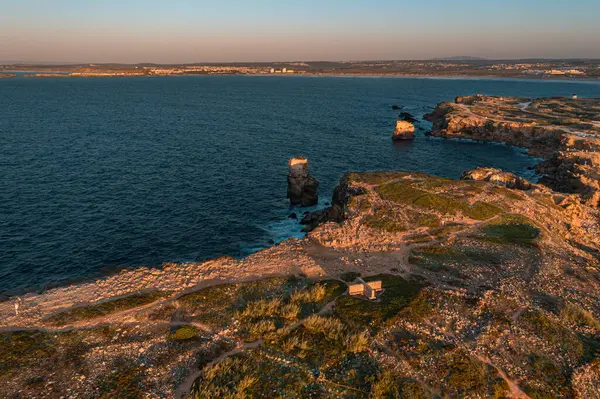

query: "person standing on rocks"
(14, 297), (22, 316)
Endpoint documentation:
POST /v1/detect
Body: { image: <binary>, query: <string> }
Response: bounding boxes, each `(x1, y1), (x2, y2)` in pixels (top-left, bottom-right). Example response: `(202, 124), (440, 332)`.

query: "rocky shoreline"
(424, 94), (600, 207)
(2, 96), (600, 398)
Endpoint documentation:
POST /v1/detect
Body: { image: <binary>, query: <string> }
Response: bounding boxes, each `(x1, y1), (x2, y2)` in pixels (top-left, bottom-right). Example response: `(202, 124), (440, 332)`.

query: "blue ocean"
(1, 75), (599, 294)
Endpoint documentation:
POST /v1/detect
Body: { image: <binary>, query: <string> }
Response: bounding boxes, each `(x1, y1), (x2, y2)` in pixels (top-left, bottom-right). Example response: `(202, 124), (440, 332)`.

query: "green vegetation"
(376, 180), (502, 220)
(349, 195), (371, 211)
(0, 331), (56, 377)
(522, 354), (572, 399)
(168, 325), (199, 341)
(335, 275), (425, 329)
(340, 271), (361, 282)
(45, 290), (172, 326)
(415, 212), (441, 229)
(482, 214), (540, 244)
(560, 302), (600, 331)
(99, 359), (145, 399)
(235, 280), (346, 341)
(192, 351), (312, 398)
(371, 373), (429, 399)
(376, 181), (427, 204)
(177, 277), (310, 328)
(521, 310), (584, 359)
(364, 207), (407, 233)
(437, 350), (509, 398)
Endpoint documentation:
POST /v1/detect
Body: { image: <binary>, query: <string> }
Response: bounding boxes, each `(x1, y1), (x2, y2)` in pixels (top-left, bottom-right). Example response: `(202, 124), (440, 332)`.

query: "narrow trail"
(475, 355), (531, 399)
(423, 319), (530, 399)
(175, 296), (341, 399)
(0, 319), (213, 335)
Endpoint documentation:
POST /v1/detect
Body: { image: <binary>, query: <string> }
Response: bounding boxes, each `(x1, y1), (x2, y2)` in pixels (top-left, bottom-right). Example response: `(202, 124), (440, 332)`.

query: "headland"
(1, 96), (599, 398)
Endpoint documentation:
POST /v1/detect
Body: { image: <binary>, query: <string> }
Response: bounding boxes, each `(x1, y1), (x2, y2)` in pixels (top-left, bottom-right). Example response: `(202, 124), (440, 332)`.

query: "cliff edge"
(425, 95), (600, 207)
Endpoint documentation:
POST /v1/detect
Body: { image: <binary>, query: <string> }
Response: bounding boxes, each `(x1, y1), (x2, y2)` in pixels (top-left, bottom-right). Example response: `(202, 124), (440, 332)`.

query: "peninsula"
(1, 96), (600, 398)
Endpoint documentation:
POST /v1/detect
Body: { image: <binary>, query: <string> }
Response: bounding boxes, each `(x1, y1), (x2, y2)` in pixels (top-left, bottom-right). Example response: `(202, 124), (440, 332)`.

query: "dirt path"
(175, 296), (341, 399)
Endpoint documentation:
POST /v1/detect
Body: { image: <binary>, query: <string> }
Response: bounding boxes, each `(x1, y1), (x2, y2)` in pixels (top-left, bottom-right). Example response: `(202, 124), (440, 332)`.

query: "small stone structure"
(287, 157), (319, 207)
(392, 120), (415, 140)
(348, 279), (383, 300)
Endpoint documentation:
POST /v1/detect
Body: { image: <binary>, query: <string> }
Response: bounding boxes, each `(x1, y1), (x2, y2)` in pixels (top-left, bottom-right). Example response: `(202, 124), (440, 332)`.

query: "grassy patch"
(167, 325), (199, 341)
(415, 212), (441, 229)
(364, 208), (407, 233)
(521, 310), (584, 359)
(437, 350), (508, 398)
(560, 302), (600, 331)
(335, 275), (424, 329)
(98, 358), (145, 399)
(340, 272), (361, 282)
(482, 214), (540, 245)
(192, 351), (312, 398)
(0, 331), (57, 377)
(376, 181), (427, 204)
(376, 178), (501, 221)
(45, 291), (172, 326)
(178, 277), (308, 328)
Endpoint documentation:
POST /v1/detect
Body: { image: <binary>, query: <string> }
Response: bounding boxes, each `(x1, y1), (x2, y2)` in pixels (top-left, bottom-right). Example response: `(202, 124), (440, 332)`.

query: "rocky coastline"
(425, 95), (600, 207)
(2, 96), (600, 398)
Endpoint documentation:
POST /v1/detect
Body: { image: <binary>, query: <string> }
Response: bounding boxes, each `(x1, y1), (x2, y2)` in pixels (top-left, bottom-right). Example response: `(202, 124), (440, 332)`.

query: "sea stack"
(392, 120), (415, 140)
(287, 157), (319, 206)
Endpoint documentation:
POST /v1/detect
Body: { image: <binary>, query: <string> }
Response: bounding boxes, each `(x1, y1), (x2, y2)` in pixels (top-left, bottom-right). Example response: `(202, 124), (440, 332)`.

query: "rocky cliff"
(425, 95), (600, 207)
(287, 157), (319, 206)
(2, 170), (600, 398)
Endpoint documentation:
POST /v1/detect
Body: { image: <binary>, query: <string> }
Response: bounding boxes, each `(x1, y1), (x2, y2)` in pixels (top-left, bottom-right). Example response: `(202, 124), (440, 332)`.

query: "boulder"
(392, 120), (415, 140)
(399, 112), (418, 123)
(287, 157), (319, 207)
(461, 167), (534, 190)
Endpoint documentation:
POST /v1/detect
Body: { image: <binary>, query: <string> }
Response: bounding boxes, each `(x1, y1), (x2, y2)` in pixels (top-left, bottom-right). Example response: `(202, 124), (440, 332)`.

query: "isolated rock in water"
(392, 120), (415, 140)
(391, 105), (402, 110)
(399, 112), (418, 123)
(461, 167), (533, 190)
(287, 157), (319, 206)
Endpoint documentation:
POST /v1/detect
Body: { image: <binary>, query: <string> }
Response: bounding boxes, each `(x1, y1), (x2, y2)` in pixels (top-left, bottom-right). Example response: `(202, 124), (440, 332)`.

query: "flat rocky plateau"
(2, 96), (600, 399)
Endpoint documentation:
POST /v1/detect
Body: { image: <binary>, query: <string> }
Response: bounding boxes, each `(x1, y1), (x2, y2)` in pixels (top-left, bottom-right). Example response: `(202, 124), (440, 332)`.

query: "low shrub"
(168, 325), (198, 341)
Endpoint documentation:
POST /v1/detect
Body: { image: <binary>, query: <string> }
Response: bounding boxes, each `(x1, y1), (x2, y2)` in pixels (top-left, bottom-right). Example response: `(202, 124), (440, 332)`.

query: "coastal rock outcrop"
(300, 174), (366, 230)
(399, 112), (418, 123)
(461, 167), (535, 190)
(392, 120), (415, 140)
(287, 157), (319, 206)
(425, 95), (600, 207)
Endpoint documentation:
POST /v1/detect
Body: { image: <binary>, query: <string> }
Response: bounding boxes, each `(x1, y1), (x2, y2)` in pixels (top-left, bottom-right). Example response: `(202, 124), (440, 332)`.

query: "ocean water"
(1, 75), (599, 294)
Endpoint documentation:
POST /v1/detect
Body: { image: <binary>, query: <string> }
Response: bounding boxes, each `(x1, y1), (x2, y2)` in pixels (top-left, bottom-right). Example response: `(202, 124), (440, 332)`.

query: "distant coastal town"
(1, 59), (599, 79)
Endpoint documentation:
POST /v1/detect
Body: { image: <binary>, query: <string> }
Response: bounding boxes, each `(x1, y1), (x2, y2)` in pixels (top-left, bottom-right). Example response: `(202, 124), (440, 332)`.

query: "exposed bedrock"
(392, 120), (415, 140)
(425, 95), (600, 207)
(461, 167), (536, 190)
(300, 174), (366, 230)
(287, 157), (319, 207)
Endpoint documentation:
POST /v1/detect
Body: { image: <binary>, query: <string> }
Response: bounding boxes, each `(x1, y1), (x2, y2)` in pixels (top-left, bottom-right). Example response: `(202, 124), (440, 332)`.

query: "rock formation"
(2, 170), (600, 398)
(287, 157), (319, 206)
(461, 167), (535, 190)
(392, 120), (415, 140)
(425, 95), (600, 207)
(399, 111), (418, 123)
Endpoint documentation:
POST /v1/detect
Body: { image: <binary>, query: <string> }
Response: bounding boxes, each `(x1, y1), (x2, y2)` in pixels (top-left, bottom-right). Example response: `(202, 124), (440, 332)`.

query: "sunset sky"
(1, 0), (599, 63)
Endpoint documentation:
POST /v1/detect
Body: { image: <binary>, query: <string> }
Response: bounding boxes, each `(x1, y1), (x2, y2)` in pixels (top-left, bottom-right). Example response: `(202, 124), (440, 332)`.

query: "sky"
(1, 0), (599, 63)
